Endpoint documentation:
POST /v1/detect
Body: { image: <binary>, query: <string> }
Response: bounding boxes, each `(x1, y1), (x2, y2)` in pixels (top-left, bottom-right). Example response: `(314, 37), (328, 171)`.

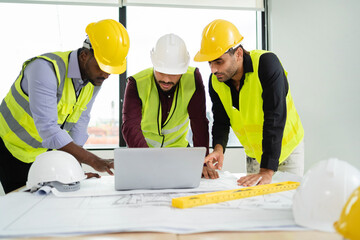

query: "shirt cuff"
(260, 157), (279, 172)
(69, 131), (89, 147)
(212, 139), (227, 153)
(41, 129), (73, 149)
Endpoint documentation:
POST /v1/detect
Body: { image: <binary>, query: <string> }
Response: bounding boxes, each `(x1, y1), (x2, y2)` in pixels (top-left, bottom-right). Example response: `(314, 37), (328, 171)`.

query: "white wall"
(268, 0), (360, 171)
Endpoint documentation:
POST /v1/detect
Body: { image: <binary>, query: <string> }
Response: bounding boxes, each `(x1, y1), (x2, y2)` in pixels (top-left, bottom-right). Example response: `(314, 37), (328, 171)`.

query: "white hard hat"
(150, 33), (190, 75)
(26, 151), (86, 192)
(292, 158), (360, 232)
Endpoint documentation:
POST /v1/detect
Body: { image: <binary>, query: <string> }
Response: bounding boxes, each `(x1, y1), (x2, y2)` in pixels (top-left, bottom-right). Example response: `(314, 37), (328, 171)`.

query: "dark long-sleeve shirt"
(209, 52), (288, 171)
(122, 67), (209, 154)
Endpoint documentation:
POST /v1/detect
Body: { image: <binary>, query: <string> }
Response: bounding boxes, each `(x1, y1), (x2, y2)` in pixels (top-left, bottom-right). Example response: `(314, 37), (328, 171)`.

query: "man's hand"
(85, 172), (101, 179)
(237, 168), (274, 186)
(202, 165), (219, 179)
(60, 142), (114, 175)
(90, 158), (114, 176)
(204, 144), (224, 170)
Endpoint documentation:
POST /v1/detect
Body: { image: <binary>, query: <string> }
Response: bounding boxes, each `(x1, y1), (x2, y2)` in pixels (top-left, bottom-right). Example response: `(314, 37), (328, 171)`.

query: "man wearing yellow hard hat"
(196, 19), (304, 186)
(0, 19), (130, 194)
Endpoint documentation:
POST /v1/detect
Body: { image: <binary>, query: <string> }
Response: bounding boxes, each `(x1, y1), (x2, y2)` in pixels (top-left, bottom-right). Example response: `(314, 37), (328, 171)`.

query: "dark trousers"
(0, 137), (32, 194)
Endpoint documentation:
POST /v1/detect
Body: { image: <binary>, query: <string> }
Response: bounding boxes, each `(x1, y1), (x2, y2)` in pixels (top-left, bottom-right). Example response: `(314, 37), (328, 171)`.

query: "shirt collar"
(243, 52), (253, 74)
(68, 50), (89, 87)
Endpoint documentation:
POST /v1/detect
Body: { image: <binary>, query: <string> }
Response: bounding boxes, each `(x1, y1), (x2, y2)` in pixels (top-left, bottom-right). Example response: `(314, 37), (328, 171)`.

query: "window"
(0, 2), (119, 148)
(0, 3), (262, 149)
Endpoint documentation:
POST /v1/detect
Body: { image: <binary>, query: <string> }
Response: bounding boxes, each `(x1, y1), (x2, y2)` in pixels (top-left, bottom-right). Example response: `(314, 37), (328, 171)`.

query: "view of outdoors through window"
(0, 3), (259, 149)
(0, 3), (119, 148)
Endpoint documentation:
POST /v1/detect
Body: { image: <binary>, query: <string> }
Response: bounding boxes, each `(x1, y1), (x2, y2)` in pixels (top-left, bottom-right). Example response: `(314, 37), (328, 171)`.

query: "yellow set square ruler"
(172, 181), (300, 209)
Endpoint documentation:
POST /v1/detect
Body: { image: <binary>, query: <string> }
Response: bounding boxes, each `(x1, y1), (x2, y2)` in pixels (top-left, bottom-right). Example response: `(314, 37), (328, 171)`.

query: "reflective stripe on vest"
(212, 50), (304, 164)
(0, 100), (42, 148)
(133, 67), (196, 148)
(0, 51), (94, 163)
(42, 53), (67, 104)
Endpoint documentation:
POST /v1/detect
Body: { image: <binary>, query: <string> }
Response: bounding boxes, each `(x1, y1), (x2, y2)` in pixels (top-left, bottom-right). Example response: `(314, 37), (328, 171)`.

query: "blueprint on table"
(0, 171), (305, 237)
(48, 171), (243, 197)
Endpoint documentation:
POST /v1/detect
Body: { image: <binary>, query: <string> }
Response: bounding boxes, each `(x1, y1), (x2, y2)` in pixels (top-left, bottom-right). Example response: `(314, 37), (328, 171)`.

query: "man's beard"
(157, 81), (177, 94)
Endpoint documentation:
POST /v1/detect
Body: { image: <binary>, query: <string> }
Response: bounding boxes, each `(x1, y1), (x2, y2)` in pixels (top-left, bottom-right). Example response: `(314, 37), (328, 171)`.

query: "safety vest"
(212, 50), (304, 164)
(133, 67), (196, 147)
(0, 51), (94, 163)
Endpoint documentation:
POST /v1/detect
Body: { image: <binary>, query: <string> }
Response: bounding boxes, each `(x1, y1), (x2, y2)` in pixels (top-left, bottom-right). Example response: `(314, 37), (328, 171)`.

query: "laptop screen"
(114, 147), (206, 190)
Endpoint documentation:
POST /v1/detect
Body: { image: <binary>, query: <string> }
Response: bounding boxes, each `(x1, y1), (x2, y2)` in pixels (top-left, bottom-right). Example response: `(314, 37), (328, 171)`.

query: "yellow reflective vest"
(133, 67), (196, 147)
(0, 51), (94, 163)
(212, 50), (304, 164)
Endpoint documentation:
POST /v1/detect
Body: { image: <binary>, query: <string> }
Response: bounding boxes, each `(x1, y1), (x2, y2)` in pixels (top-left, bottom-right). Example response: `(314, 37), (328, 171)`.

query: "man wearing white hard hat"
(122, 33), (216, 179)
(0, 19), (130, 194)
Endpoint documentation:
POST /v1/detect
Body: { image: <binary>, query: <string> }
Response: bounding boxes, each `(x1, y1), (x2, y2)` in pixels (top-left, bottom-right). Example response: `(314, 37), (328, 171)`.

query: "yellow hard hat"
(334, 186), (360, 240)
(194, 19), (244, 62)
(85, 19), (130, 74)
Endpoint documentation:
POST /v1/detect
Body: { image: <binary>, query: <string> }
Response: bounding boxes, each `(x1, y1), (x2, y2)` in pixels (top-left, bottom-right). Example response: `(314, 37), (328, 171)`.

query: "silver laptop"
(114, 147), (206, 190)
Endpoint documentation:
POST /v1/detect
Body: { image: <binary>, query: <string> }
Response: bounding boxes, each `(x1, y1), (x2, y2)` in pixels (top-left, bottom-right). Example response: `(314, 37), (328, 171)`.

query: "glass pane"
(0, 3), (119, 148)
(127, 6), (258, 147)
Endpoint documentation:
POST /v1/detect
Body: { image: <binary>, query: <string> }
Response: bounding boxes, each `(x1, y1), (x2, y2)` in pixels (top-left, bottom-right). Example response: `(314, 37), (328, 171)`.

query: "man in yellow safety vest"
(195, 19), (304, 186)
(0, 19), (130, 193)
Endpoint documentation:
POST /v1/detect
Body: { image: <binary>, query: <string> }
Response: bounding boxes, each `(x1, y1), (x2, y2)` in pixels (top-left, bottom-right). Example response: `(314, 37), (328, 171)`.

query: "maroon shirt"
(122, 68), (209, 154)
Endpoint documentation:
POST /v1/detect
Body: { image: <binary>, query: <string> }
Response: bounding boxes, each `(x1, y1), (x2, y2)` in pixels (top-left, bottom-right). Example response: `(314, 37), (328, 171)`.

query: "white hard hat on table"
(26, 150), (86, 192)
(292, 158), (360, 232)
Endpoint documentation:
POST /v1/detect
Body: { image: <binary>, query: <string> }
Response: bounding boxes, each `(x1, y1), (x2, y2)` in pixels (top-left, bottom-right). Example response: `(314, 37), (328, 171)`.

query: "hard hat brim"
(98, 59), (127, 75)
(194, 50), (228, 62)
(153, 66), (188, 75)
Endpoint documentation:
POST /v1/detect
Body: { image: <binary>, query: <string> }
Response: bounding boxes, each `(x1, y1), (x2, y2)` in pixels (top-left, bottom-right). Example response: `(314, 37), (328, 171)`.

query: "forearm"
(188, 69), (209, 154)
(190, 118), (209, 154)
(261, 103), (285, 171)
(208, 76), (230, 152)
(122, 77), (148, 148)
(59, 141), (99, 166)
(122, 123), (148, 147)
(212, 123), (229, 152)
(60, 141), (113, 175)
(260, 129), (284, 171)
(213, 144), (224, 153)
(68, 115), (90, 146)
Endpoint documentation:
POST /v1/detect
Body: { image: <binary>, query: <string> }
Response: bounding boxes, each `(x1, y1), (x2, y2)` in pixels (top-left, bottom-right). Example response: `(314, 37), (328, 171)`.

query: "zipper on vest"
(160, 137), (165, 147)
(158, 84), (180, 147)
(60, 114), (70, 129)
(156, 97), (165, 147)
(162, 84), (180, 128)
(60, 80), (81, 129)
